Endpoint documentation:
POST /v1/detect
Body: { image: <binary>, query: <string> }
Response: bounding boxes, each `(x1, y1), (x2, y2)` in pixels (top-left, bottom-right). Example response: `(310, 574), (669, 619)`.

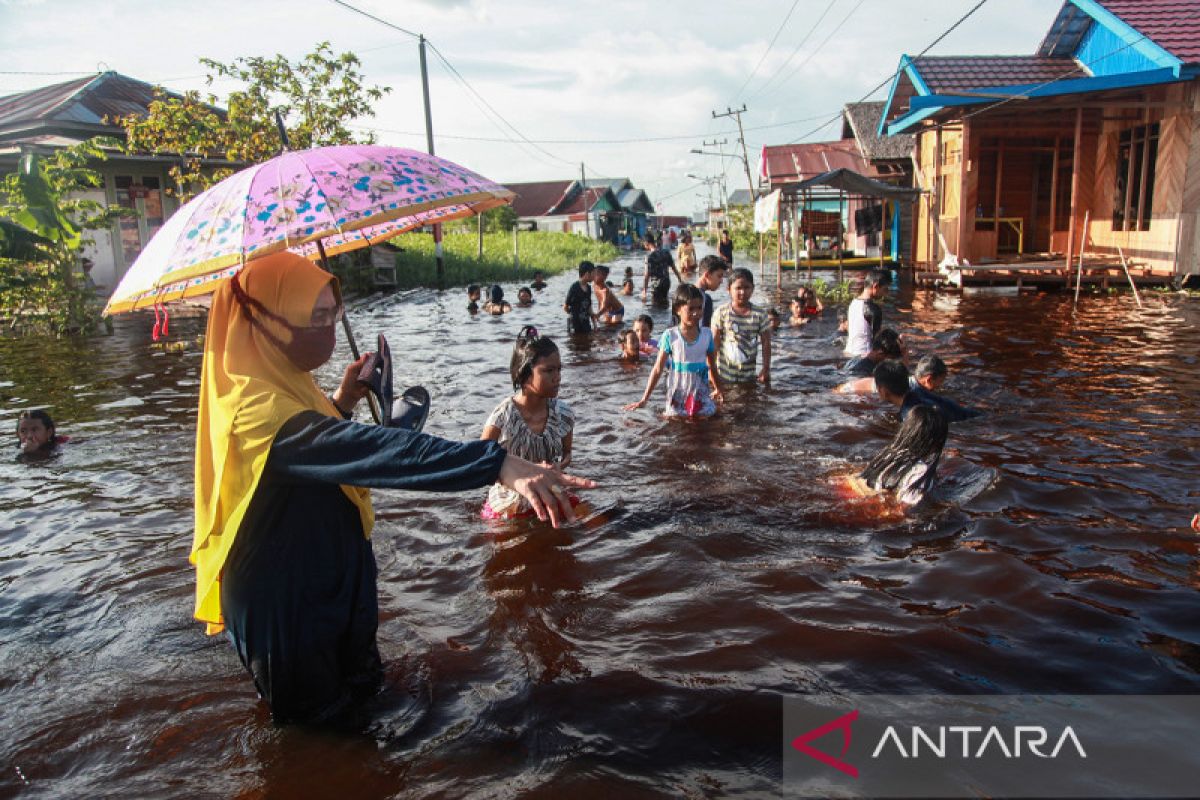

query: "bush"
(382, 230), (619, 290)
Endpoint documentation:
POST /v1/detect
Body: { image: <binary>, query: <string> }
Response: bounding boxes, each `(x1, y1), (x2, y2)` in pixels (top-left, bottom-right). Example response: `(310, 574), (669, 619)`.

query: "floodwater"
(2, 247), (1199, 798)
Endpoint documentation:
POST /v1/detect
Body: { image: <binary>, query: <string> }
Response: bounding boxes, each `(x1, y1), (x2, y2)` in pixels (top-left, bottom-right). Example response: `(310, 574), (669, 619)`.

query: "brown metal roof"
(912, 55), (1082, 94)
(1097, 0), (1200, 64)
(504, 180), (577, 217)
(0, 71), (191, 140)
(760, 139), (874, 186)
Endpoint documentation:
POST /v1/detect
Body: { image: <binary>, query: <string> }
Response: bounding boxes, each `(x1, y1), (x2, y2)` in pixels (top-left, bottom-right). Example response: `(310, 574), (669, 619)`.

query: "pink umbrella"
(105, 145), (513, 315)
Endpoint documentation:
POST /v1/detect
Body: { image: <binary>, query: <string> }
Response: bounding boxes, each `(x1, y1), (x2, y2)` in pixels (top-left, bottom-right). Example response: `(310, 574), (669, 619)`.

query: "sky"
(1, 0), (1062, 215)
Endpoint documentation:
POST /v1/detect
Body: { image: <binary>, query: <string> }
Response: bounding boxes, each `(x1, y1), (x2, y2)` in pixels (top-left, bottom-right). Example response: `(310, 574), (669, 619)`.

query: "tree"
(0, 140), (130, 334)
(115, 42), (390, 201)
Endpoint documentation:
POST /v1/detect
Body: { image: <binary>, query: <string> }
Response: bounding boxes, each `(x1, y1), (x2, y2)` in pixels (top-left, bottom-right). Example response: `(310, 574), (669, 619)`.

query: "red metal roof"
(760, 139), (874, 185)
(912, 55), (1082, 94)
(0, 72), (183, 135)
(1097, 0), (1200, 64)
(504, 180), (576, 217)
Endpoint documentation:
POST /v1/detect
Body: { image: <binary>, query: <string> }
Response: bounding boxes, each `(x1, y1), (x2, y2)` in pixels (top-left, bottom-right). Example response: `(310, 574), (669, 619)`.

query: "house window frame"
(1112, 122), (1159, 233)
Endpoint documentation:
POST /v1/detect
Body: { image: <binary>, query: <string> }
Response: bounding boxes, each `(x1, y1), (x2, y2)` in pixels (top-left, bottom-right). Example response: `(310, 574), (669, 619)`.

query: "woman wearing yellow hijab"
(193, 251), (592, 724)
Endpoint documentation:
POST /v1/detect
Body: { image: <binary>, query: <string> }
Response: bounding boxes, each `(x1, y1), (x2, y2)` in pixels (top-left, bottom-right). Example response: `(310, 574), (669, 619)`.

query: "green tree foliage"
(115, 42), (390, 201)
(0, 140), (130, 334)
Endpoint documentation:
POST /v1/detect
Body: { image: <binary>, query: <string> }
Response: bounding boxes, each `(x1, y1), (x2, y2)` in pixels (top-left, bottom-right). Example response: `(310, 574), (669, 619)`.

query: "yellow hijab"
(190, 252), (373, 635)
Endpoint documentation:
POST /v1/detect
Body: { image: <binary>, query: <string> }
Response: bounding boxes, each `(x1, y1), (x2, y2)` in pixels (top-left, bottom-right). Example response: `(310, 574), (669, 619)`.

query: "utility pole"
(418, 35), (444, 289)
(704, 138), (731, 224)
(712, 105), (756, 201)
(581, 162), (591, 239)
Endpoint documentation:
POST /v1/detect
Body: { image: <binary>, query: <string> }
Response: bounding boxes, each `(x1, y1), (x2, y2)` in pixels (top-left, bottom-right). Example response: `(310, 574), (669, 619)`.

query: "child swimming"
(467, 284), (481, 314)
(850, 404), (949, 506)
(516, 287), (535, 307)
(621, 266), (635, 296)
(767, 307), (782, 332)
(592, 265), (624, 325)
(712, 267), (772, 386)
(632, 314), (658, 354)
(624, 284), (723, 417)
(618, 329), (641, 363)
(483, 285), (512, 315)
(530, 271), (548, 291)
(480, 326), (575, 519)
(16, 409), (62, 456)
(873, 359), (980, 423)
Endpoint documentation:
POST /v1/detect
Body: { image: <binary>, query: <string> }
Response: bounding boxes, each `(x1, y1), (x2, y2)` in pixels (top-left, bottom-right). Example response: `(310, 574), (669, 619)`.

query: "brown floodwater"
(2, 249), (1199, 798)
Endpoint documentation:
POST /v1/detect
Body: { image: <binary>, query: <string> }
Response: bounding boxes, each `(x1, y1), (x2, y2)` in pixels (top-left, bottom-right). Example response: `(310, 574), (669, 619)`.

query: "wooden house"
(880, 0), (1200, 282)
(505, 179), (625, 242)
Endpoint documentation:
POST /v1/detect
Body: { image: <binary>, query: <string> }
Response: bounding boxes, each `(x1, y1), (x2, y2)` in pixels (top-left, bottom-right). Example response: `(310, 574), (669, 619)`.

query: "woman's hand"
(498, 455), (596, 528)
(331, 353), (370, 414)
(623, 398), (647, 412)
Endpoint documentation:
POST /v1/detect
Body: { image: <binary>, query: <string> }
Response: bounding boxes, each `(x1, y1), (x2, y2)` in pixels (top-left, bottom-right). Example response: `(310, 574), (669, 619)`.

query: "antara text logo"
(791, 709), (1087, 778)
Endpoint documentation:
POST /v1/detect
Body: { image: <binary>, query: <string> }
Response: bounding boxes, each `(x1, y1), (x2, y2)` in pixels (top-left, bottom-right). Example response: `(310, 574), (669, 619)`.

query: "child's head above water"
(467, 284), (481, 302)
(618, 329), (640, 360)
(871, 328), (904, 359)
(727, 267), (755, 307)
(510, 325), (561, 396)
(16, 409), (56, 455)
(672, 283), (705, 325)
(517, 287), (534, 305)
(632, 314), (654, 344)
(578, 261), (595, 281)
(913, 354), (948, 392)
(488, 285), (505, 305)
(593, 264), (611, 283)
(872, 359), (911, 404)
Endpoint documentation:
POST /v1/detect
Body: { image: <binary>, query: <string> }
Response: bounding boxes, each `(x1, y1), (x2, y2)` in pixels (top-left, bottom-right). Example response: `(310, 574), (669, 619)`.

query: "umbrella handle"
(339, 308), (383, 425)
(318, 239), (382, 425)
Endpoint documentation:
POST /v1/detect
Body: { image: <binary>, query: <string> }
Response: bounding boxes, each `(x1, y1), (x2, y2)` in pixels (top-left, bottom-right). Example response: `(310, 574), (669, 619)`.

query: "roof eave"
(1070, 0), (1183, 72)
(878, 55), (931, 138)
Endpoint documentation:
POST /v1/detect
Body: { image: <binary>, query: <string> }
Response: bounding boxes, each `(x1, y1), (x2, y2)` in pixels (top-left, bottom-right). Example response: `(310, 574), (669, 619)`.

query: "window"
(1113, 122), (1159, 232)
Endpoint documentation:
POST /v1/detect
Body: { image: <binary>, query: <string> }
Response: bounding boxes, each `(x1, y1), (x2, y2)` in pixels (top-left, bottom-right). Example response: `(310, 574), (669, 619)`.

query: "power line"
(350, 111), (841, 146)
(768, 0), (869, 98)
(732, 0), (803, 101)
(786, 0), (992, 144)
(747, 0), (837, 101)
(324, 0), (421, 40)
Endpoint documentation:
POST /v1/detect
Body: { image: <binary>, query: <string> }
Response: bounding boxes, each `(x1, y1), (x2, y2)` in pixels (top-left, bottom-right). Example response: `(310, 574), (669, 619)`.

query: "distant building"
(505, 179), (629, 243)
(841, 101), (917, 262)
(581, 178), (655, 242)
(0, 71), (239, 290)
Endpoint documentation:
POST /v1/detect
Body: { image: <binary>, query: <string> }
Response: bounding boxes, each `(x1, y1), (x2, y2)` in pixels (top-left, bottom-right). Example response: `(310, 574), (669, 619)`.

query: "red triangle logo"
(791, 709), (860, 778)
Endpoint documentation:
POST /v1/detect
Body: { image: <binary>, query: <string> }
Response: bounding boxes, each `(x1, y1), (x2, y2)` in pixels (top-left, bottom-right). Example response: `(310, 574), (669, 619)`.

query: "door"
(111, 174), (167, 278)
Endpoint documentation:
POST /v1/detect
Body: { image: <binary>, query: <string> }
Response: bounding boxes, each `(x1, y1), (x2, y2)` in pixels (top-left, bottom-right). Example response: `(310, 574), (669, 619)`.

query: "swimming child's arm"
(624, 347), (669, 410)
(835, 377), (876, 395)
(481, 424), (501, 441)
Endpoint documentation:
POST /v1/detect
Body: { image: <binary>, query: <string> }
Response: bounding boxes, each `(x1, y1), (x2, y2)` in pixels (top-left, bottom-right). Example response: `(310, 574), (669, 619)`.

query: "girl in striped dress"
(481, 326), (575, 518)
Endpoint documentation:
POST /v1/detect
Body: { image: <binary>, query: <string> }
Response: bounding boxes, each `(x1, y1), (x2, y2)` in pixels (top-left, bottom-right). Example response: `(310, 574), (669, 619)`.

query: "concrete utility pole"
(418, 35), (444, 289)
(712, 105), (756, 201)
(581, 162), (591, 239)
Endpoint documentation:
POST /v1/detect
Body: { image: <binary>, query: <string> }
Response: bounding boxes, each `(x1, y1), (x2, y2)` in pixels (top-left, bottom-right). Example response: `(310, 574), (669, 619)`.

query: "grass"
(382, 231), (620, 290)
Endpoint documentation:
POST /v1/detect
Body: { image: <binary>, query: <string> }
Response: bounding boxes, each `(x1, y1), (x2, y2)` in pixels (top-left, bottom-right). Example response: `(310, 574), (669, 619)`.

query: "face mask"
(282, 323), (336, 372)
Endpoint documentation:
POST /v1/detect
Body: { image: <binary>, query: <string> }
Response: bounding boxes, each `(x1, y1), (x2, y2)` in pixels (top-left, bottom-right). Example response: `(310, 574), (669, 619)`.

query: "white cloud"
(0, 0), (1059, 214)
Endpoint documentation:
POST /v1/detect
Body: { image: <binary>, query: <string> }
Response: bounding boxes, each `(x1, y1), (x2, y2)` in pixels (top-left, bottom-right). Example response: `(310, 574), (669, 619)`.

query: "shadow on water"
(2, 249), (1199, 796)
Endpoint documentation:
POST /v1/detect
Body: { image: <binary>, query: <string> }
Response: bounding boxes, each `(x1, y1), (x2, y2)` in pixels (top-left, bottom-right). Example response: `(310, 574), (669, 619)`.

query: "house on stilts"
(879, 0), (1200, 288)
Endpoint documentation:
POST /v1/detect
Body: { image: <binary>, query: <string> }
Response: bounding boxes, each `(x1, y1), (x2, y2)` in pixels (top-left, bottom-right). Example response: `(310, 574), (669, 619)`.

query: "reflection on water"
(2, 250), (1199, 796)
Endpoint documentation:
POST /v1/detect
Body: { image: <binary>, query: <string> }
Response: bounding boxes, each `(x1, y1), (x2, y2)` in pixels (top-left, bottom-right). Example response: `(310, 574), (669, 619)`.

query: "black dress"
(220, 410), (506, 723)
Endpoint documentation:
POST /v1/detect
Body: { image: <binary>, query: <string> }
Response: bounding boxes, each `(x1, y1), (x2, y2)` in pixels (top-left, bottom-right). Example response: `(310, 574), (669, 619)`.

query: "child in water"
(712, 268), (772, 386)
(483, 285), (512, 315)
(516, 287), (535, 307)
(621, 267), (635, 296)
(632, 314), (657, 353)
(618, 329), (641, 363)
(467, 284), (481, 314)
(530, 271), (548, 291)
(624, 284), (723, 417)
(767, 307), (782, 332)
(481, 326), (575, 519)
(592, 264), (624, 325)
(16, 410), (63, 457)
(848, 404), (948, 507)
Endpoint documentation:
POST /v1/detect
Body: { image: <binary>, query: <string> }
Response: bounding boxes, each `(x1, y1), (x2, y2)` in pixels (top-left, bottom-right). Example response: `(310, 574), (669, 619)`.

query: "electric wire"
(746, 0), (837, 101)
(731, 0), (803, 101)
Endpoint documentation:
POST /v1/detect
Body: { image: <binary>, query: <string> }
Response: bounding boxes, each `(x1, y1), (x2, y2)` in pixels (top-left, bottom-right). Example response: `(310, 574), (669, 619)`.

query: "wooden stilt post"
(805, 190), (813, 280)
(1117, 245), (1143, 308)
(1073, 209), (1089, 311)
(1065, 107), (1083, 272)
(837, 191), (845, 283)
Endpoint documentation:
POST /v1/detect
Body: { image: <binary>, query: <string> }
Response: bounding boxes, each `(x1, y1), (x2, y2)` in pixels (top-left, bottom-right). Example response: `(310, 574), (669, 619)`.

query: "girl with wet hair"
(481, 326), (576, 518)
(857, 404), (949, 506)
(16, 409), (61, 456)
(483, 284), (512, 315)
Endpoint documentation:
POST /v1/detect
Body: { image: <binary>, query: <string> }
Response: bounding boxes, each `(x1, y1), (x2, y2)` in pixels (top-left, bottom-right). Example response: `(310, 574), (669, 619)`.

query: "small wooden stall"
(782, 168), (921, 282)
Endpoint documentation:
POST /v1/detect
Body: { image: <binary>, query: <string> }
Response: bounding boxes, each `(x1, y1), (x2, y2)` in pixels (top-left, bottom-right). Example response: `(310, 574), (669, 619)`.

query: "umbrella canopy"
(104, 145), (513, 314)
